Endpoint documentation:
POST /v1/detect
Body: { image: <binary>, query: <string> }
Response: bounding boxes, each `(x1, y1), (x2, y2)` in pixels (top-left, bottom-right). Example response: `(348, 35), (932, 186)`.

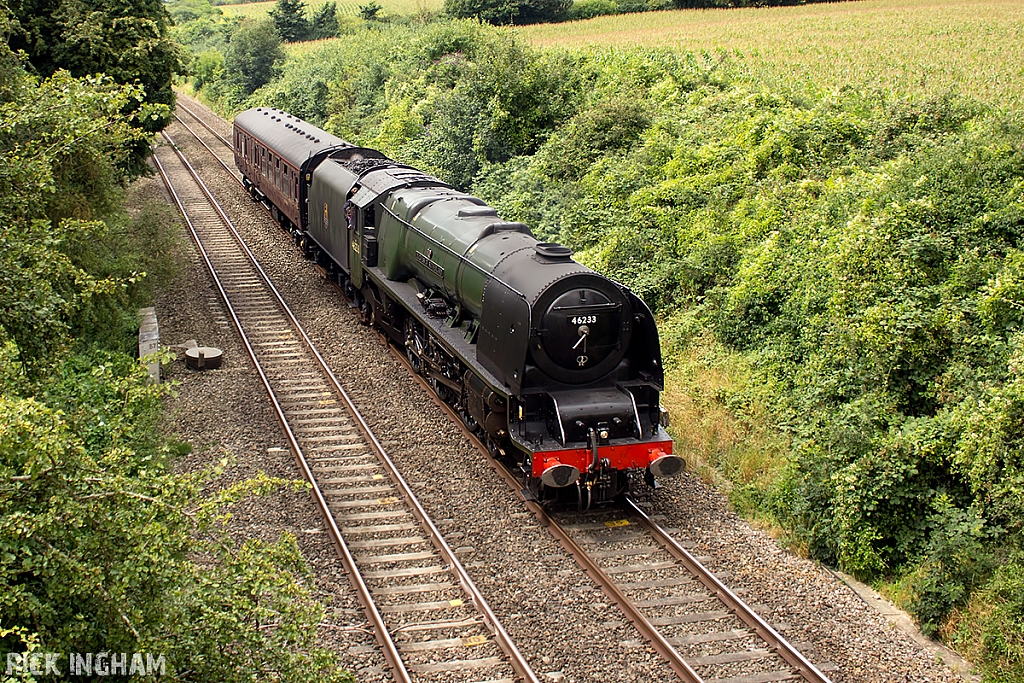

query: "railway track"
(151, 132), (540, 683)
(390, 348), (836, 683)
(549, 501), (836, 683)
(175, 100), (233, 149)
(163, 101), (835, 683)
(173, 103), (240, 180)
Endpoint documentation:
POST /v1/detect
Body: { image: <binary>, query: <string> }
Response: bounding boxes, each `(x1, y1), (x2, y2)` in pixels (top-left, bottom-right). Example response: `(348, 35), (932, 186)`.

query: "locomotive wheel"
(359, 299), (373, 326)
(431, 377), (453, 404)
(404, 320), (423, 373)
(406, 346), (421, 373)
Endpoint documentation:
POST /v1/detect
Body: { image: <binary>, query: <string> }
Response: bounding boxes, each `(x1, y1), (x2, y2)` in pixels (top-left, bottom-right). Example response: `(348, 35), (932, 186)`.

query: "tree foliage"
(270, 0), (310, 42)
(310, 2), (339, 39)
(1, 13), (349, 681)
(0, 19), (151, 368)
(224, 18), (284, 97)
(358, 0), (383, 21)
(5, 0), (183, 175)
(445, 0), (570, 25)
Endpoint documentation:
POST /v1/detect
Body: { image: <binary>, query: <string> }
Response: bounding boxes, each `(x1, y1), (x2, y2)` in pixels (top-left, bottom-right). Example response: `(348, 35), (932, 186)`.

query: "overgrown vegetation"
(0, 7), (348, 680)
(5, 0), (184, 175)
(183, 14), (1024, 679)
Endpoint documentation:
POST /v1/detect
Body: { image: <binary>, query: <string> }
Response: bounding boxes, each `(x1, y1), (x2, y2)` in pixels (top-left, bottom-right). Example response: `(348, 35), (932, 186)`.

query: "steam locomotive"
(233, 107), (681, 506)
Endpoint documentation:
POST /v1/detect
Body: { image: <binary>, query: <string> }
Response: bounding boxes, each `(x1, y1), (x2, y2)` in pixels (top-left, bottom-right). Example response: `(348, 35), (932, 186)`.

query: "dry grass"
(517, 0), (1024, 112)
(660, 335), (805, 547)
(661, 334), (784, 493)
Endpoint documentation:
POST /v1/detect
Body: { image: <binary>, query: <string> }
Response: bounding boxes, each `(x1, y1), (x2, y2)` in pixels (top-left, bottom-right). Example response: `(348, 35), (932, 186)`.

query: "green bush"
(901, 498), (996, 636)
(0, 358), (350, 682)
(250, 22), (587, 188)
(190, 49), (227, 91)
(567, 0), (618, 20)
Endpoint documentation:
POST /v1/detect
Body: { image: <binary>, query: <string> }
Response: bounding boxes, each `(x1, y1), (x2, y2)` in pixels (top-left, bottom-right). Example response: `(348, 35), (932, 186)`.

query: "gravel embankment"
(147, 94), (976, 683)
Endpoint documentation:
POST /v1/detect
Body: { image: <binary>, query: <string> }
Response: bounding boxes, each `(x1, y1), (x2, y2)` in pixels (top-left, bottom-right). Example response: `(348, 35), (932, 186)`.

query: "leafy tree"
(358, 0), (383, 21)
(270, 0), (310, 42)
(516, 0), (572, 23)
(225, 18), (284, 96)
(445, 0), (569, 24)
(0, 20), (351, 680)
(310, 2), (339, 39)
(190, 49), (226, 91)
(168, 0), (222, 22)
(567, 0), (619, 21)
(6, 0), (183, 176)
(169, 0), (232, 53)
(0, 20), (152, 369)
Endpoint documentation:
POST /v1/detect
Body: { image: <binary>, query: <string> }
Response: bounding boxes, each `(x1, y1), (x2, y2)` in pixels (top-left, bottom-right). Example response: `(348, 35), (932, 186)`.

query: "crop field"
(216, 0), (280, 17)
(518, 0), (1024, 112)
(218, 0), (443, 19)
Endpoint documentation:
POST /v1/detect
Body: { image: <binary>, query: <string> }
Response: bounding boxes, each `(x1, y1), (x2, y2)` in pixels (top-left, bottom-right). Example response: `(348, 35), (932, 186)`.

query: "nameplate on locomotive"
(416, 250), (444, 278)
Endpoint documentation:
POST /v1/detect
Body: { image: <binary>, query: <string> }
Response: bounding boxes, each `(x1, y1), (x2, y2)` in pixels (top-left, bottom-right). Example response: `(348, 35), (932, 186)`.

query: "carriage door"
(349, 185), (378, 288)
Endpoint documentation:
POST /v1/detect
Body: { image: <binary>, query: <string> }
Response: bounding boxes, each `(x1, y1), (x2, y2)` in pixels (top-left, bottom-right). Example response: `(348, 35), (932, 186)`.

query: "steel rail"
(175, 101), (233, 148)
(151, 141), (415, 683)
(155, 126), (540, 683)
(171, 112), (244, 186)
(532, 506), (705, 683)
(384, 343), (704, 683)
(623, 497), (834, 683)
